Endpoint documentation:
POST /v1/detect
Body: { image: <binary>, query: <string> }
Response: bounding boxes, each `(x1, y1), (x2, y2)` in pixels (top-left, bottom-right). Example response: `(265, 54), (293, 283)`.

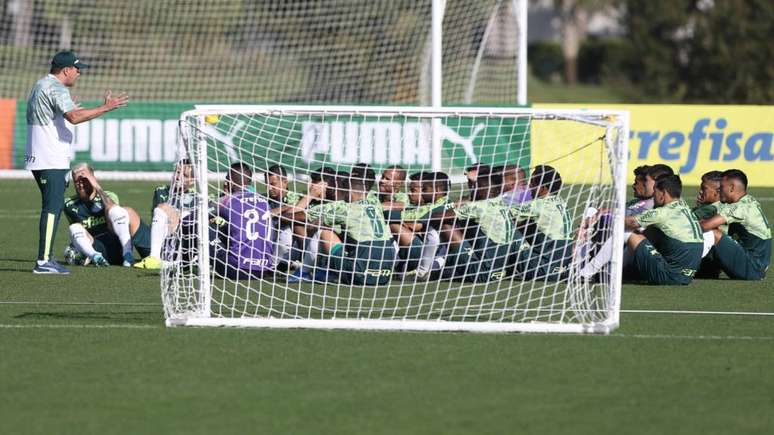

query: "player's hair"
(50, 66), (63, 74)
(633, 165), (650, 177)
(336, 170), (350, 198)
(229, 162), (252, 187)
(383, 165), (406, 178)
(700, 170), (723, 184)
(178, 158), (192, 166)
(71, 162), (94, 174)
(530, 165), (562, 194)
(408, 172), (424, 182)
(646, 164), (674, 181)
(266, 164), (287, 178)
(722, 169), (748, 190)
(478, 165), (502, 191)
(350, 163), (376, 191)
(430, 171), (450, 195)
(655, 174), (682, 198)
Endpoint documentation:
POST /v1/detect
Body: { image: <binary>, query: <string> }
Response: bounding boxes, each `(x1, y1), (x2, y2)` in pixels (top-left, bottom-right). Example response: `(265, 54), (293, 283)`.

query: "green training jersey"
(693, 201), (728, 234)
(510, 194), (572, 241)
(367, 190), (409, 206)
(455, 197), (513, 245)
(268, 190), (302, 210)
(307, 199), (391, 243)
(400, 196), (452, 231)
(635, 199), (703, 271)
(64, 191), (121, 236)
(718, 194), (772, 264)
(152, 185), (197, 211)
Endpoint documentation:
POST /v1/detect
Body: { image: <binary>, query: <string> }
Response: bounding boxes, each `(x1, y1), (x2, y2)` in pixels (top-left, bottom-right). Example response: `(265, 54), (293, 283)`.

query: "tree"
(622, 0), (774, 103)
(556, 0), (616, 84)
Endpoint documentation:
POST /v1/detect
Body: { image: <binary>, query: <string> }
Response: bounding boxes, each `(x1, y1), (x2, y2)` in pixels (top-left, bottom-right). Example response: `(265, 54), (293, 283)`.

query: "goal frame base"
(166, 317), (616, 334)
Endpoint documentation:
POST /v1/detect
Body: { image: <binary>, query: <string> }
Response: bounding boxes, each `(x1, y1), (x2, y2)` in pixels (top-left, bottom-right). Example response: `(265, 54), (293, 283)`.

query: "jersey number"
(365, 206), (385, 238)
(243, 209), (269, 241)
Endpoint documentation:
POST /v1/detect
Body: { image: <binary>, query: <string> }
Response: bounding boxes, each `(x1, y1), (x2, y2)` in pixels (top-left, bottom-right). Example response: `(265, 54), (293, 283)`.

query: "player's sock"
(108, 206), (133, 258)
(275, 227), (294, 264)
(302, 231), (320, 269)
(417, 228), (440, 275)
(580, 237), (614, 278)
(149, 207), (169, 259)
(69, 223), (98, 258)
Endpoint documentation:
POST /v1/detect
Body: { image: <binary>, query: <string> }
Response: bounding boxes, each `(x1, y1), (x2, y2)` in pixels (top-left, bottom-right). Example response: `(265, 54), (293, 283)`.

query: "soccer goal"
(162, 105), (629, 333)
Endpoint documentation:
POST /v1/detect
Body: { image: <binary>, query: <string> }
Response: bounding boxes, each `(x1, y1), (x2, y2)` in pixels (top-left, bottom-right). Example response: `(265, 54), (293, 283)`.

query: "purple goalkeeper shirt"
(501, 187), (533, 206)
(218, 189), (274, 272)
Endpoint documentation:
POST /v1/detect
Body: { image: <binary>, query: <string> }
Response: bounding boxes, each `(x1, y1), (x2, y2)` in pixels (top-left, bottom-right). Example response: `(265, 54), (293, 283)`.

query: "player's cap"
(51, 50), (90, 70)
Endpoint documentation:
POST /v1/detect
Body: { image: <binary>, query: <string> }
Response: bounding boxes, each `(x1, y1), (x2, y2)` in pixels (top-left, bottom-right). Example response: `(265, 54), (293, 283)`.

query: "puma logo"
(438, 123), (484, 164)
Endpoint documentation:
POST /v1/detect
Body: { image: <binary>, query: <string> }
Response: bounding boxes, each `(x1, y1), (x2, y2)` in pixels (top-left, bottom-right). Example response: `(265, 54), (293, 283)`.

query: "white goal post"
(162, 105), (629, 334)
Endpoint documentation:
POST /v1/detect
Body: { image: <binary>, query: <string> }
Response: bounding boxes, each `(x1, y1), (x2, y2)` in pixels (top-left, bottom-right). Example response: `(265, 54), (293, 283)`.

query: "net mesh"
(162, 106), (627, 332)
(0, 0), (522, 105)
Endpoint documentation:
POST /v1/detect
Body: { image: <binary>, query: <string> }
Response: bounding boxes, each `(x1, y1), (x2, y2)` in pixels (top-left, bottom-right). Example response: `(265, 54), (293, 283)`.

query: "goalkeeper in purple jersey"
(179, 162), (274, 279)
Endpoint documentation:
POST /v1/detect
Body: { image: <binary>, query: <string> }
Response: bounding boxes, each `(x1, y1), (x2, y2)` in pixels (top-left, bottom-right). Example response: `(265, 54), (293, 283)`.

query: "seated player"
(210, 162), (274, 279)
(303, 170), (396, 285)
(265, 164), (302, 269)
(510, 165), (574, 280)
(133, 159), (195, 269)
(623, 175), (703, 285)
(435, 165), (521, 283)
(367, 165), (409, 210)
(284, 167), (341, 282)
(63, 163), (151, 266)
(700, 169), (771, 280)
(500, 164), (532, 206)
(578, 164), (675, 279)
(692, 171), (726, 266)
(389, 172), (451, 277)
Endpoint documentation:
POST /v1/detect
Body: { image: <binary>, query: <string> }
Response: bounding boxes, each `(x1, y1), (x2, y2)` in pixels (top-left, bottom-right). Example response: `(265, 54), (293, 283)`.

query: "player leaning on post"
(700, 169), (771, 280)
(133, 159), (196, 270)
(26, 50), (128, 274)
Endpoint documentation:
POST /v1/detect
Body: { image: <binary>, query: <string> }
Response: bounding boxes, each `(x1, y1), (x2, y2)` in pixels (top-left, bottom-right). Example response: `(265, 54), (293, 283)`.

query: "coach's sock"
(417, 229), (440, 274)
(108, 206), (133, 256)
(69, 223), (98, 258)
(150, 207), (169, 259)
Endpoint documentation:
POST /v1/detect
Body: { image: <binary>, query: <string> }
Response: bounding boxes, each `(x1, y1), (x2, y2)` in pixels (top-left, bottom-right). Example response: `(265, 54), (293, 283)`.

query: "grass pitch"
(0, 179), (772, 435)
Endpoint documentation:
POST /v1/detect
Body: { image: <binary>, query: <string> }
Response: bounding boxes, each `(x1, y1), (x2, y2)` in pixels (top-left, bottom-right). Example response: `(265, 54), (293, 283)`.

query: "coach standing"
(26, 50), (128, 274)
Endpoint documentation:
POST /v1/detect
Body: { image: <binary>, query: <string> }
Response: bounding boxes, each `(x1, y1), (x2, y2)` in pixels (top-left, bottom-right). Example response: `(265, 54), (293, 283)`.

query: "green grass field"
(1, 179), (772, 435)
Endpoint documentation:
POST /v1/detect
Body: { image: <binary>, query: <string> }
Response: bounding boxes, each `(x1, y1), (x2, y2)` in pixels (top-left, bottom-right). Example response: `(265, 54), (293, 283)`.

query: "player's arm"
(628, 208), (662, 232)
(78, 169), (117, 208)
(700, 214), (727, 232)
(624, 216), (640, 231)
(63, 91), (129, 124)
(380, 200), (405, 211)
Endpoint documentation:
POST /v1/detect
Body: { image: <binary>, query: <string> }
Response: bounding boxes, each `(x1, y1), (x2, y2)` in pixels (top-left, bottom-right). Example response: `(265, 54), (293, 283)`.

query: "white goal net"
(162, 106), (629, 333)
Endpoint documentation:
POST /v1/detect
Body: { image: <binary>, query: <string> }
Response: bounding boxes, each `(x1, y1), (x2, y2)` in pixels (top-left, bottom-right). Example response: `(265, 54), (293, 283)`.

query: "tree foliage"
(623, 0), (774, 103)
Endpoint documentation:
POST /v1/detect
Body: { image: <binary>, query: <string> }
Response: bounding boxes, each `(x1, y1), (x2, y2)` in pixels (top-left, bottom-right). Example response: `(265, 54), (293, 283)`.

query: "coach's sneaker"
(91, 253), (109, 268)
(32, 260), (71, 275)
(133, 256), (162, 270)
(122, 252), (135, 267)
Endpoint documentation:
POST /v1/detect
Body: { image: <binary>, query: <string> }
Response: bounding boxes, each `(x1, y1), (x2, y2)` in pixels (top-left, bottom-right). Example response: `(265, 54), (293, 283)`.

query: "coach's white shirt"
(24, 74), (76, 170)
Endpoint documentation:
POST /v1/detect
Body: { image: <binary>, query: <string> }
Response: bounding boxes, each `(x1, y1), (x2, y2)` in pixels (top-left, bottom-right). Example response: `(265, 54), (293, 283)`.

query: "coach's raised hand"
(103, 90), (129, 111)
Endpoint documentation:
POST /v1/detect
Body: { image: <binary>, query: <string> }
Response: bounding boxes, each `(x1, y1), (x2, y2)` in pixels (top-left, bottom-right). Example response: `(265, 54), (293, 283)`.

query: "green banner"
(13, 101), (193, 171)
(13, 102), (531, 174)
(208, 113), (531, 176)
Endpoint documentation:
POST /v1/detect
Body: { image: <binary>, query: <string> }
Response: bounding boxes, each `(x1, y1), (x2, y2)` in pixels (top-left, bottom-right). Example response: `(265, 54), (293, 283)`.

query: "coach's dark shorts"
(631, 240), (694, 285)
(92, 221), (151, 265)
(714, 235), (766, 280)
(330, 240), (396, 286)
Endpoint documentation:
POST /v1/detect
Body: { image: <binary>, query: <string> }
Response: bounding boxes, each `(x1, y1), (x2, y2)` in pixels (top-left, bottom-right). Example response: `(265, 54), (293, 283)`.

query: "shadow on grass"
(14, 310), (159, 322)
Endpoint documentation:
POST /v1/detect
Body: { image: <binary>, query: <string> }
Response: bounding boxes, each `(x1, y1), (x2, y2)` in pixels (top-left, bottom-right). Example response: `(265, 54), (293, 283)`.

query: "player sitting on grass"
(699, 169), (771, 280)
(299, 168), (396, 285)
(284, 167), (341, 282)
(367, 165), (409, 210)
(265, 164), (303, 269)
(209, 162), (274, 279)
(500, 164), (532, 206)
(623, 174), (703, 285)
(434, 165), (520, 283)
(389, 172), (451, 278)
(133, 159), (195, 269)
(64, 163), (151, 266)
(692, 171), (727, 266)
(578, 164), (675, 280)
(510, 165), (573, 280)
